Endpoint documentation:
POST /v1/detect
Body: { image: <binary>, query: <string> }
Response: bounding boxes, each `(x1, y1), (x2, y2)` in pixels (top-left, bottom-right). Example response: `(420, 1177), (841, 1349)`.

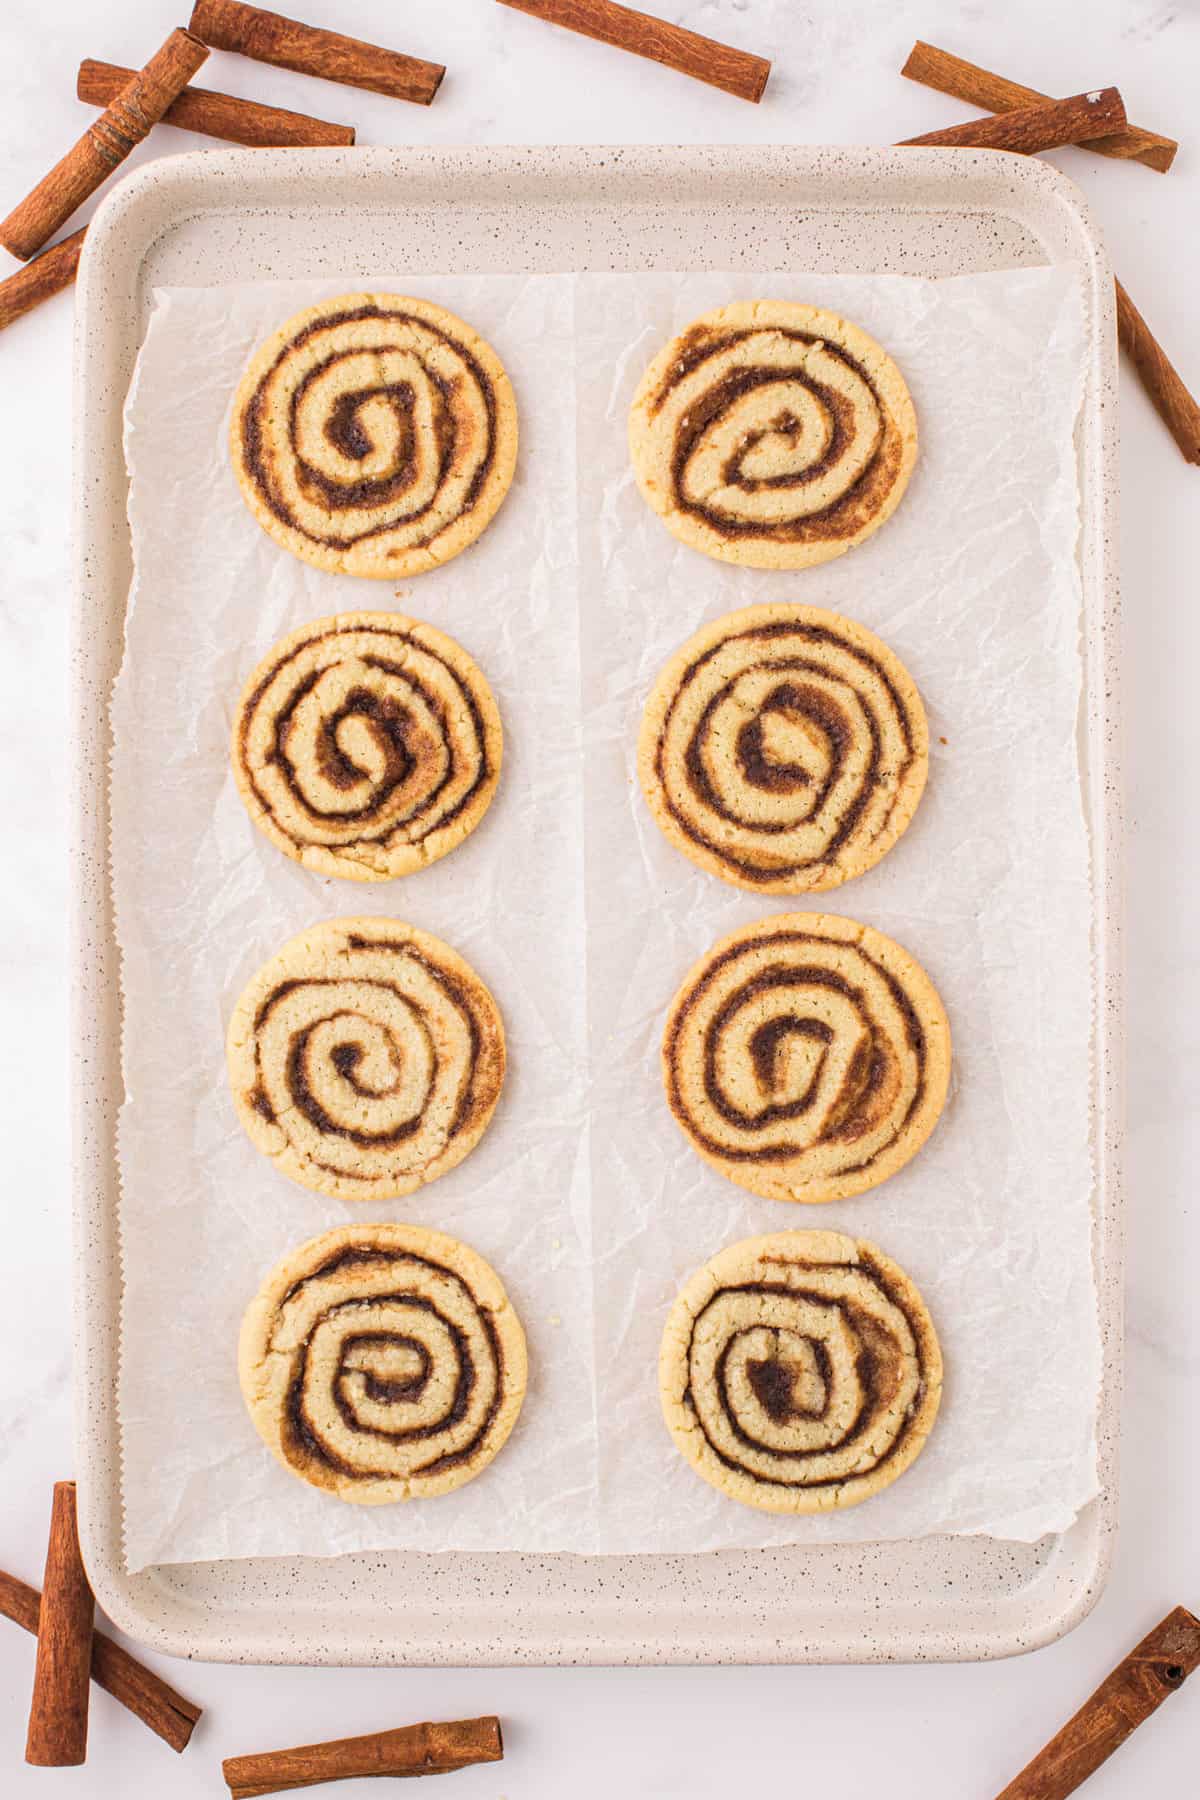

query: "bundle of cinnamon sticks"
(7, 1482), (200, 1764)
(0, 0), (447, 335)
(8, 1481), (504, 1789)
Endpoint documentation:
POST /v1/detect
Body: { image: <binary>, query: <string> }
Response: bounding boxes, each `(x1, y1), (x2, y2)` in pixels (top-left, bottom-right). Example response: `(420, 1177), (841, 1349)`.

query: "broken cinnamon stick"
(0, 1564), (200, 1752)
(898, 86), (1126, 155)
(223, 1716), (504, 1798)
(78, 59), (355, 148)
(0, 229), (85, 336)
(1115, 281), (1200, 464)
(496, 0), (770, 104)
(993, 1605), (1200, 1798)
(0, 28), (209, 262)
(189, 0), (444, 106)
(902, 40), (1177, 173)
(24, 1483), (95, 1767)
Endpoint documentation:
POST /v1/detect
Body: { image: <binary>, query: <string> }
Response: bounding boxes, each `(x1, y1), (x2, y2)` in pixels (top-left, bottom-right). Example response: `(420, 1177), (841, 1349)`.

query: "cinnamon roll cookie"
(227, 918), (505, 1201)
(230, 294), (518, 577)
(232, 613), (502, 881)
(660, 1230), (941, 1513)
(240, 1223), (527, 1502)
(629, 301), (917, 569)
(663, 913), (950, 1204)
(639, 605), (928, 893)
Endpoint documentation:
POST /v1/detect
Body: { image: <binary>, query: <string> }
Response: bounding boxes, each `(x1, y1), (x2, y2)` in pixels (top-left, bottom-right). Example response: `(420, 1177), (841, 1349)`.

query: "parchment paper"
(113, 267), (1098, 1571)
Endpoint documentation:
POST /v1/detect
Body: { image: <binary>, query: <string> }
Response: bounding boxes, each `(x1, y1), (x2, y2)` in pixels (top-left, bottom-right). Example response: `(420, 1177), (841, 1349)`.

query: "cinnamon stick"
(223, 1717), (504, 1798)
(993, 1605), (1200, 1798)
(902, 40), (1177, 173)
(898, 86), (1126, 155)
(189, 0), (444, 106)
(24, 1483), (95, 1766)
(1115, 280), (1200, 464)
(0, 229), (85, 336)
(496, 0), (770, 104)
(0, 1565), (200, 1752)
(0, 28), (209, 262)
(78, 59), (355, 148)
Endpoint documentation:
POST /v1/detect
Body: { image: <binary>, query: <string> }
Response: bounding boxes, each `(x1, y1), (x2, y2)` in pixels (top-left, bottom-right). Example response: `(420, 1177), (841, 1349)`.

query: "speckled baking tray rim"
(69, 145), (1122, 1667)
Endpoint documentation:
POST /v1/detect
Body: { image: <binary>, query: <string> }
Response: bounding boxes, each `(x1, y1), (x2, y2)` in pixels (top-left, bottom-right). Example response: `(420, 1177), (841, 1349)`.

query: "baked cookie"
(232, 612), (502, 882)
(240, 1223), (527, 1503)
(227, 918), (505, 1201)
(639, 604), (928, 893)
(662, 912), (950, 1204)
(230, 294), (518, 577)
(629, 300), (917, 570)
(660, 1229), (941, 1514)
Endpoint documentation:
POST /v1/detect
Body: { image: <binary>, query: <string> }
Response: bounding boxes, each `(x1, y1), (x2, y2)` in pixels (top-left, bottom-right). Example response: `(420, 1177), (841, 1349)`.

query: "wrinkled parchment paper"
(114, 267), (1097, 1571)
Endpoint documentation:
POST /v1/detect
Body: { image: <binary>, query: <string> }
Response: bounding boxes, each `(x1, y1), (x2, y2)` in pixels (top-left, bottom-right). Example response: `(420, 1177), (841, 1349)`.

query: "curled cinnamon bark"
(496, 0), (770, 103)
(898, 87), (1126, 154)
(0, 230), (85, 336)
(77, 59), (356, 147)
(189, 0), (444, 105)
(993, 1607), (1200, 1798)
(24, 1484), (94, 1767)
(223, 1717), (504, 1797)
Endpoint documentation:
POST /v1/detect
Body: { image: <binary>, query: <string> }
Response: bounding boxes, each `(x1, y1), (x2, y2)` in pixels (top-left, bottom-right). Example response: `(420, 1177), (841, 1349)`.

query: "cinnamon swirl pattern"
(660, 1230), (942, 1513)
(232, 613), (502, 881)
(639, 604), (928, 893)
(227, 919), (505, 1202)
(629, 301), (918, 570)
(663, 914), (950, 1204)
(239, 1224), (527, 1503)
(230, 294), (518, 577)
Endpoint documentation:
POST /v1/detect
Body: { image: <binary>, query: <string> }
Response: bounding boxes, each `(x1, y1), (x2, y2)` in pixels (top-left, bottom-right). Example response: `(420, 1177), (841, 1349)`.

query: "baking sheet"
(113, 265), (1098, 1572)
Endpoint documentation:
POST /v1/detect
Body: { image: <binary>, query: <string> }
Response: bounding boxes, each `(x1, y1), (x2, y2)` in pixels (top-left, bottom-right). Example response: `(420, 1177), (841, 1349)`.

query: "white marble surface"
(1, 0), (1198, 1793)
